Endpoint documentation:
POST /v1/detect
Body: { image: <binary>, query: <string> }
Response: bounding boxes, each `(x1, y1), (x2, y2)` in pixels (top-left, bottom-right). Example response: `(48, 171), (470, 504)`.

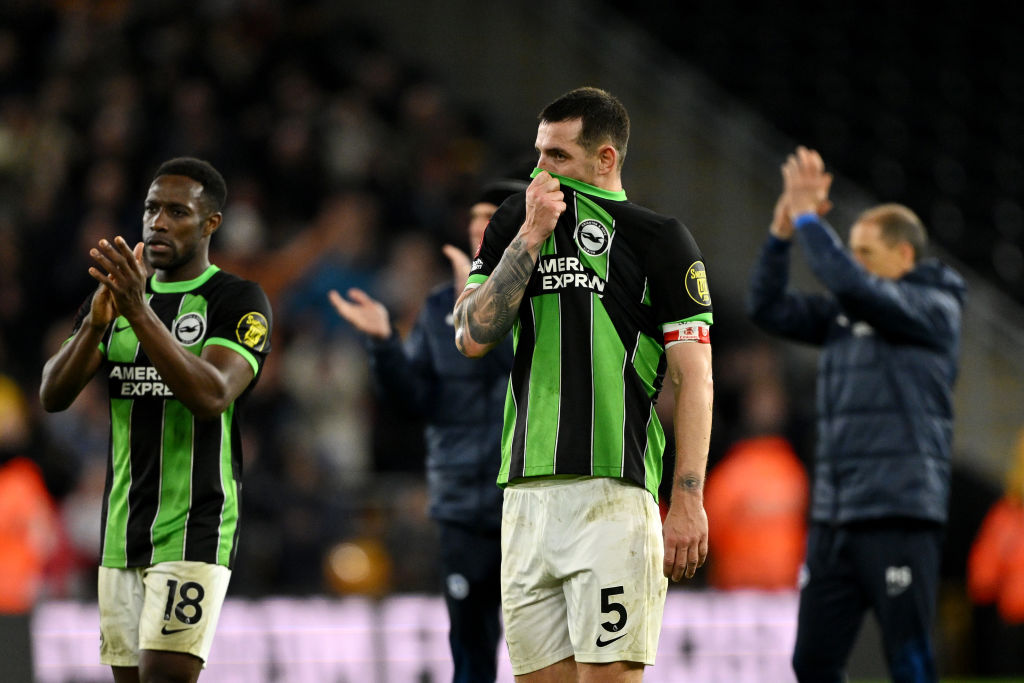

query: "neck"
(155, 255), (212, 283)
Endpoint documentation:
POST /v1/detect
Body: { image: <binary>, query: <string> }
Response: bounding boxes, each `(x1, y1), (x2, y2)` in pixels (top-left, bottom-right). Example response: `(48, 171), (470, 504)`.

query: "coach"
(747, 146), (966, 682)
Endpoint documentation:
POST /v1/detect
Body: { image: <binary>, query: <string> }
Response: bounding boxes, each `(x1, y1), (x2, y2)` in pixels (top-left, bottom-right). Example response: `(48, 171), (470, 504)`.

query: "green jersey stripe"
(150, 401), (193, 563)
(102, 398), (134, 566)
(217, 408), (239, 566)
(591, 300), (627, 476)
(522, 294), (561, 475)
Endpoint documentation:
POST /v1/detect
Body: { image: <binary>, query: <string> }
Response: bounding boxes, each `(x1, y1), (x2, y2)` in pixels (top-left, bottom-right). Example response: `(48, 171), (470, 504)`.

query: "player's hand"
(521, 170), (564, 244)
(442, 244), (472, 294)
(88, 237), (148, 319)
(782, 146), (834, 220)
(86, 283), (118, 330)
(328, 288), (392, 340)
(662, 496), (709, 581)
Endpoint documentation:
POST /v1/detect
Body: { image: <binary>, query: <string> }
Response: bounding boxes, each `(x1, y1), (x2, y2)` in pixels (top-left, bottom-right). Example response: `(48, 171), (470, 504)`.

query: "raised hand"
(88, 237), (148, 320)
(442, 244), (472, 294)
(328, 288), (392, 340)
(522, 170), (565, 245)
(782, 146), (834, 220)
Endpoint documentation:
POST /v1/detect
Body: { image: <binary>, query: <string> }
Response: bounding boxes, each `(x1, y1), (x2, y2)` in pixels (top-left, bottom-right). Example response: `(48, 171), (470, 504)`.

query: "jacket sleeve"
(746, 235), (833, 345)
(365, 304), (436, 417)
(794, 215), (961, 344)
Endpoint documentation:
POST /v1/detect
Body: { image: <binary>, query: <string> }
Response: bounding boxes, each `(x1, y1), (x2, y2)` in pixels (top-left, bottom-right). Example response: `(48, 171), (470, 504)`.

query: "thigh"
(792, 525), (867, 680)
(501, 483), (574, 676)
(560, 478), (666, 668)
(98, 567), (146, 667)
(854, 523), (941, 682)
(138, 561), (232, 664)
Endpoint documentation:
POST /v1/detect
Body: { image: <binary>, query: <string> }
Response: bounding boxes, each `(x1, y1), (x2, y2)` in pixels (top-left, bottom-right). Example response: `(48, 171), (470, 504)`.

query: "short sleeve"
(205, 280), (273, 376)
(647, 218), (713, 327)
(466, 196), (525, 287)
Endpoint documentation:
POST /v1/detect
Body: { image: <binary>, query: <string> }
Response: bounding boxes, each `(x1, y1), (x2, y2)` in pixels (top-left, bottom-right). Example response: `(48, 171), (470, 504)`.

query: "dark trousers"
(792, 520), (943, 683)
(439, 521), (502, 683)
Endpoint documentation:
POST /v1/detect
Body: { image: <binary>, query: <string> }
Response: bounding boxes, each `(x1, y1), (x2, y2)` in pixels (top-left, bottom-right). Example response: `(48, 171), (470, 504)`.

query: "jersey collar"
(530, 168), (627, 201)
(150, 265), (220, 293)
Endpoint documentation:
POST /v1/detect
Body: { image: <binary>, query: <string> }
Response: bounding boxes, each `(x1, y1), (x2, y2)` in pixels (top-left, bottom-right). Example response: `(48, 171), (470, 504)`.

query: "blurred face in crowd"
(468, 201), (498, 256)
(535, 118), (601, 186)
(143, 175), (220, 278)
(849, 219), (914, 280)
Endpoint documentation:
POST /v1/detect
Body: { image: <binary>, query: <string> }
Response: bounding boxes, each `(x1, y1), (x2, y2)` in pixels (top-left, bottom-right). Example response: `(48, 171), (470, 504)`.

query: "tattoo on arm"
(459, 237), (536, 345)
(675, 474), (704, 494)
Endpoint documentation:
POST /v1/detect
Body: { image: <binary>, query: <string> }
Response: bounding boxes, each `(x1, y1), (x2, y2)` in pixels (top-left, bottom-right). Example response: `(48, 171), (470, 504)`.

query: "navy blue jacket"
(367, 283), (513, 531)
(747, 216), (966, 524)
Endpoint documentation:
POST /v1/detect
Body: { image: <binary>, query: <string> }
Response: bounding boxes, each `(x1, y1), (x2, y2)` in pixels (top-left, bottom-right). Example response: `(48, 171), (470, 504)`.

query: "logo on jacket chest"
(835, 314), (875, 337)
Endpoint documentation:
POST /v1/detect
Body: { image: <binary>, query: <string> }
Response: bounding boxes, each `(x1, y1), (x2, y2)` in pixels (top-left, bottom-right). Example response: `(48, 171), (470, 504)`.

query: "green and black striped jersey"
(467, 171), (713, 500)
(71, 265), (271, 569)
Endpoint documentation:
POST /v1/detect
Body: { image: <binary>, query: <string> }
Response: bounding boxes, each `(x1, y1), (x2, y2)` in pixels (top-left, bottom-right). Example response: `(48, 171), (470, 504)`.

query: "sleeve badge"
(236, 312), (269, 351)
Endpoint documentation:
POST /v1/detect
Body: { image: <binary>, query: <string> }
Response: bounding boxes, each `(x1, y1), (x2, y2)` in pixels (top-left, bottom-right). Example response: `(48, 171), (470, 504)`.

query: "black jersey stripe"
(126, 391), (163, 565)
(184, 416), (229, 563)
(555, 290), (595, 474)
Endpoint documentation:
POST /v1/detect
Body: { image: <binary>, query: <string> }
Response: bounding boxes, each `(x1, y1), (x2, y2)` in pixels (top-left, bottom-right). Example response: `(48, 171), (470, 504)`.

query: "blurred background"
(1, 1), (1022, 680)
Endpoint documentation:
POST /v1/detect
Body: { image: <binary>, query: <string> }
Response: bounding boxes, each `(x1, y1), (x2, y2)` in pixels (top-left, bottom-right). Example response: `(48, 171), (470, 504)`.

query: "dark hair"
(539, 87), (630, 169)
(856, 203), (928, 263)
(153, 157), (227, 214)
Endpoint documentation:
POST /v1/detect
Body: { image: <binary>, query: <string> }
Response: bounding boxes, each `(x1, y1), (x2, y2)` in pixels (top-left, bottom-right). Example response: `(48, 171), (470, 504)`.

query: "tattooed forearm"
(457, 236), (537, 346)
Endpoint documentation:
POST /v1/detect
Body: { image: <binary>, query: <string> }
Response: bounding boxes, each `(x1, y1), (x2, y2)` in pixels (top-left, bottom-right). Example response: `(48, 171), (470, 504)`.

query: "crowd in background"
(1, 1), (1020, 676)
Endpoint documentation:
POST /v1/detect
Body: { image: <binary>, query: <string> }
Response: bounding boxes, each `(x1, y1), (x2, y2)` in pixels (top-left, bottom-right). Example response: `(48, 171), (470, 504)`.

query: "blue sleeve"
(794, 214), (961, 343)
(746, 234), (835, 345)
(365, 304), (436, 417)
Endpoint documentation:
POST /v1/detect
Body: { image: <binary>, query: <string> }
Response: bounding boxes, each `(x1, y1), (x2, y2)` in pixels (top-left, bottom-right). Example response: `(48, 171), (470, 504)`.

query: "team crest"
(574, 219), (610, 256)
(172, 312), (206, 346)
(236, 312), (269, 351)
(685, 261), (711, 306)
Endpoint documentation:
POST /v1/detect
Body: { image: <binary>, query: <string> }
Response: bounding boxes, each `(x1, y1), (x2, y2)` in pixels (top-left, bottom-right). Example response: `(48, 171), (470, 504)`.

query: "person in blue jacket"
(328, 178), (525, 683)
(747, 146), (966, 683)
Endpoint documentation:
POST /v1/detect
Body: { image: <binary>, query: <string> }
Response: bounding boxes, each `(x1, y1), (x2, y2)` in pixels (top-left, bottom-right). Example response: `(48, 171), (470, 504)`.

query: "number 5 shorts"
(500, 476), (668, 675)
(98, 560), (232, 667)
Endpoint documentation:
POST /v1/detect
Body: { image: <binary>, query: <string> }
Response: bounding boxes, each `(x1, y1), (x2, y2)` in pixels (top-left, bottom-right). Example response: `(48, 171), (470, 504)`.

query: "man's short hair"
(539, 87), (630, 169)
(153, 157), (227, 214)
(856, 203), (928, 263)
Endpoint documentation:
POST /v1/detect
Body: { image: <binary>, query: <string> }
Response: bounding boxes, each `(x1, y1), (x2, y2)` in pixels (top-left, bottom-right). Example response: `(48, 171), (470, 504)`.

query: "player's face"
(535, 118), (600, 186)
(468, 201), (498, 256)
(142, 175), (216, 274)
(849, 220), (912, 279)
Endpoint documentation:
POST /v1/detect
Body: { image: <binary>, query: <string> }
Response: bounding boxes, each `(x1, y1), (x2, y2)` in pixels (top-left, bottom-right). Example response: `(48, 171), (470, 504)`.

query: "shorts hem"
(574, 651), (655, 666)
(100, 655), (139, 667)
(510, 648), (576, 676)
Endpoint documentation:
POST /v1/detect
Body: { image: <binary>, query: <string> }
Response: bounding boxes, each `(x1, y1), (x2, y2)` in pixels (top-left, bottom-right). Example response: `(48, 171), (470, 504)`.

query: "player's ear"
(203, 212), (222, 238)
(596, 144), (617, 176)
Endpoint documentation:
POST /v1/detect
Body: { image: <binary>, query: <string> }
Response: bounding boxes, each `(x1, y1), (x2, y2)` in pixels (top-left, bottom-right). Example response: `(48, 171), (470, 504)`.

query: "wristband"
(794, 213), (818, 230)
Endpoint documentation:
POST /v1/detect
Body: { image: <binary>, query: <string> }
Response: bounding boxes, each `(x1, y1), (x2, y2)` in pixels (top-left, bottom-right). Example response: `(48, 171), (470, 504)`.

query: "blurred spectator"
(703, 344), (808, 590)
(968, 428), (1024, 623)
(0, 374), (62, 683)
(704, 435), (808, 590)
